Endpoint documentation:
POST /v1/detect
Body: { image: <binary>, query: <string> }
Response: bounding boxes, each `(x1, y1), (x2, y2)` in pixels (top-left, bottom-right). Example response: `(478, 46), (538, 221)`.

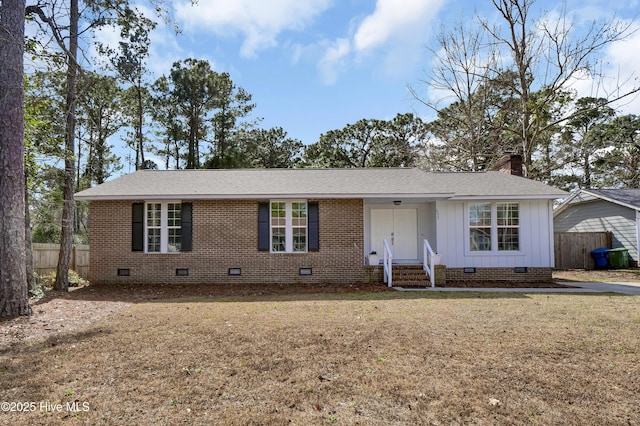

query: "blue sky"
(93, 0), (640, 160)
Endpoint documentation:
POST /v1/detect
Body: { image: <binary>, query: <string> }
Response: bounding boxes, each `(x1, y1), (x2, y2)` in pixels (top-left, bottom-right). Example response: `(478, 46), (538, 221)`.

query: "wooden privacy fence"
(554, 232), (612, 270)
(32, 243), (90, 279)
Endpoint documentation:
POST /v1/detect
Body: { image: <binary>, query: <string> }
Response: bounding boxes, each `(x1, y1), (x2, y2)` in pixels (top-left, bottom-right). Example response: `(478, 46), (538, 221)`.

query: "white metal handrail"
(383, 239), (393, 287)
(423, 239), (437, 288)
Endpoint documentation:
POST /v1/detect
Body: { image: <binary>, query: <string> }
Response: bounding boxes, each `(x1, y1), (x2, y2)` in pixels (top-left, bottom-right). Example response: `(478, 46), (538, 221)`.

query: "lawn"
(1, 287), (639, 425)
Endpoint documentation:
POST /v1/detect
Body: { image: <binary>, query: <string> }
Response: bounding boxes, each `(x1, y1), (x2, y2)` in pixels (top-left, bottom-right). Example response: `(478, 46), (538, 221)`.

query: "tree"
(150, 76), (185, 169)
(160, 59), (220, 169)
(26, 1), (165, 291)
(243, 127), (303, 168)
(1, 0), (31, 316)
(591, 115), (640, 188)
(481, 0), (635, 177)
(98, 7), (156, 170)
(414, 0), (638, 177)
(412, 21), (505, 171)
(54, 0), (80, 292)
(304, 114), (422, 168)
(153, 59), (256, 169)
(420, 72), (519, 172)
(24, 72), (64, 247)
(371, 113), (422, 168)
(76, 72), (125, 186)
(208, 72), (256, 168)
(559, 97), (615, 189)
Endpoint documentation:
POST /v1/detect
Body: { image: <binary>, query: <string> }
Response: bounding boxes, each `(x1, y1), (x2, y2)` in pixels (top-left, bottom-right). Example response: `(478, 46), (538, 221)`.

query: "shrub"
(39, 270), (88, 289)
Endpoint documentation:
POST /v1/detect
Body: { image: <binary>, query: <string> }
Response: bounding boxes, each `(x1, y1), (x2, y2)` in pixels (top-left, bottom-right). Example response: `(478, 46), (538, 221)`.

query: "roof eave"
(582, 189), (640, 211)
(450, 194), (566, 201)
(75, 192), (457, 201)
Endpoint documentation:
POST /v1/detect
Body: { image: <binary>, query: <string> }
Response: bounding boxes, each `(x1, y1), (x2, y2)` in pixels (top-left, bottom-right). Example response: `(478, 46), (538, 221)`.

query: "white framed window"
(468, 202), (519, 252)
(469, 203), (492, 251)
(146, 202), (182, 253)
(497, 202), (519, 251)
(271, 201), (307, 253)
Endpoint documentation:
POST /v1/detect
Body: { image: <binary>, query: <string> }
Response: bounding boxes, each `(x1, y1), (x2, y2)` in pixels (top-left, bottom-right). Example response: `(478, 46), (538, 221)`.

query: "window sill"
(465, 250), (523, 256)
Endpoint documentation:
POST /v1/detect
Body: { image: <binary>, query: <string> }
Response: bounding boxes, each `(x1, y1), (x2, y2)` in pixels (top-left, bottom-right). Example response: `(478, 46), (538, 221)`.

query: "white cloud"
(314, 0), (444, 85)
(174, 0), (332, 58)
(600, 25), (640, 114)
(353, 0), (444, 52)
(565, 19), (640, 115)
(317, 38), (351, 85)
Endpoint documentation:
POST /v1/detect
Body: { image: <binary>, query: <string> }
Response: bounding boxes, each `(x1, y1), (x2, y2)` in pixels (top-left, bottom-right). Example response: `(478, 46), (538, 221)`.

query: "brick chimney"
(492, 152), (523, 176)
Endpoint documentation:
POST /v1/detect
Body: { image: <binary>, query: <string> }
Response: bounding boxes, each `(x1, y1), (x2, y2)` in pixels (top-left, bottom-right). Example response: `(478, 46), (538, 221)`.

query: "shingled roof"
(583, 189), (640, 210)
(74, 168), (567, 201)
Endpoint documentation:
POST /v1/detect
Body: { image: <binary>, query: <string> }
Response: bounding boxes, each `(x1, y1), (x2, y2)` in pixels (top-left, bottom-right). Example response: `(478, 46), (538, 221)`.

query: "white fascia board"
(75, 192), (456, 201)
(552, 190), (582, 217)
(449, 195), (566, 201)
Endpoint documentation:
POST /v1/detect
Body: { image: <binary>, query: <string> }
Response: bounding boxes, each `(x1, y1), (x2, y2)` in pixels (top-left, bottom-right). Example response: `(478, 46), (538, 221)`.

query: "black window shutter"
(132, 203), (144, 252)
(181, 202), (193, 251)
(308, 202), (319, 251)
(258, 202), (270, 251)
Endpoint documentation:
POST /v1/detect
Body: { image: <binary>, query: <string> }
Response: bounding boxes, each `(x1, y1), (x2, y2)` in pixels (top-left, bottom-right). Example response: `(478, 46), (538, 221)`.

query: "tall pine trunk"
(25, 180), (36, 294)
(55, 0), (79, 292)
(0, 0), (31, 317)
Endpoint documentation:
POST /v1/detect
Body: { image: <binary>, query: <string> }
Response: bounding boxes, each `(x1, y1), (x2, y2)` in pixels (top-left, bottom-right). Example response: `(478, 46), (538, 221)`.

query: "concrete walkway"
(394, 281), (640, 295)
(563, 281), (640, 295)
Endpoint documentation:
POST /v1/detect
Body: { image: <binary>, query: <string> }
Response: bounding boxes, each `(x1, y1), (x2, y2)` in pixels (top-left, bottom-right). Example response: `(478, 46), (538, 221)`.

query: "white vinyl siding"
(554, 199), (638, 262)
(436, 199), (554, 268)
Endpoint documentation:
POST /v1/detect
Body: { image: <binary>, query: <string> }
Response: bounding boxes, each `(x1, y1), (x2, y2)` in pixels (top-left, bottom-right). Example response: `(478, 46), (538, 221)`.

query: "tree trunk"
(0, 0), (31, 317)
(55, 0), (79, 292)
(25, 179), (36, 294)
(137, 74), (145, 169)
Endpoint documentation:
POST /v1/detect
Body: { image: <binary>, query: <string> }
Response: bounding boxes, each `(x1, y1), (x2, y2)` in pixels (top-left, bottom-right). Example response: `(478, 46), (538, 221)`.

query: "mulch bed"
(64, 280), (575, 301)
(60, 281), (394, 302)
(437, 280), (577, 288)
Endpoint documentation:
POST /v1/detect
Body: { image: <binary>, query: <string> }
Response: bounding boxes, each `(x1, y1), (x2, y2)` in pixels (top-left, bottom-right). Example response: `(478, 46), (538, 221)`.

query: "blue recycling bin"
(591, 247), (610, 269)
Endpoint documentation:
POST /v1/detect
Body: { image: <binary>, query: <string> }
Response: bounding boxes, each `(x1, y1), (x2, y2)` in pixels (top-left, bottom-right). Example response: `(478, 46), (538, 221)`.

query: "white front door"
(370, 208), (418, 261)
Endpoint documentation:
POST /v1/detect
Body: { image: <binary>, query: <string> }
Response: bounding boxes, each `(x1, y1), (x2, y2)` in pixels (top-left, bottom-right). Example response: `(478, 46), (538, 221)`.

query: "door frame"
(365, 202), (426, 264)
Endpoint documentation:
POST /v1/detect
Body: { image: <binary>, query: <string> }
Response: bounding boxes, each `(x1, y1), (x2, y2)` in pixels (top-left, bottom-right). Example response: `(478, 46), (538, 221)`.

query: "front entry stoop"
(392, 265), (431, 287)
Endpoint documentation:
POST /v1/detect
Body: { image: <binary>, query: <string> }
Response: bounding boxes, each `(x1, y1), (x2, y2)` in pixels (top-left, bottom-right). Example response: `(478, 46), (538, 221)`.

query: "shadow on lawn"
(29, 282), (611, 305)
(0, 326), (112, 359)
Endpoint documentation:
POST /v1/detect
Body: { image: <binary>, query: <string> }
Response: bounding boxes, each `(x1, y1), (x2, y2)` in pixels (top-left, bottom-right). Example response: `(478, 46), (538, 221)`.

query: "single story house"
(74, 168), (567, 285)
(554, 189), (640, 267)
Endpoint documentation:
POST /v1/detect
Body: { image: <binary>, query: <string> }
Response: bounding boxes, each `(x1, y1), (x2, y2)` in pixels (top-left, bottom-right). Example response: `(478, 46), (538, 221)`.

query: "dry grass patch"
(554, 268), (640, 283)
(1, 289), (639, 425)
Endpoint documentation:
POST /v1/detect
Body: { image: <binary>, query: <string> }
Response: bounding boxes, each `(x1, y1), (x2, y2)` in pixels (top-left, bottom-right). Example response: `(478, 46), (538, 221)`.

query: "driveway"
(396, 281), (640, 295)
(567, 281), (640, 295)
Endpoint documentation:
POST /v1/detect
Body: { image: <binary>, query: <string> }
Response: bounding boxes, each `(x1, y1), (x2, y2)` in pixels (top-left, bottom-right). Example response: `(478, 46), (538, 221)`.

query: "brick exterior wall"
(89, 199), (367, 285)
(446, 267), (552, 283)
